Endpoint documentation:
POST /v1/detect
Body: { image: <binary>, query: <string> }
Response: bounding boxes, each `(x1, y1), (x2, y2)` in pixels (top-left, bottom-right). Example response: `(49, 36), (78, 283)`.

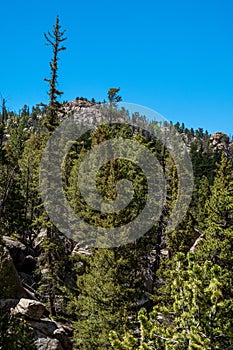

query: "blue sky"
(1, 0), (233, 135)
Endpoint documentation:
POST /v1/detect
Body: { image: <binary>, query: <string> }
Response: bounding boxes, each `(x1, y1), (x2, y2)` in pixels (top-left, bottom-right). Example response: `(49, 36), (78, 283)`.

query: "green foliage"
(190, 142), (216, 186)
(0, 114), (31, 235)
(44, 15), (67, 131)
(0, 234), (35, 349)
(166, 211), (196, 256)
(0, 69), (233, 350)
(0, 97), (8, 125)
(200, 153), (233, 266)
(7, 114), (30, 163)
(18, 133), (45, 241)
(0, 310), (36, 350)
(38, 228), (74, 318)
(66, 121), (152, 245)
(0, 249), (18, 299)
(73, 247), (141, 349)
(194, 175), (211, 231)
(111, 254), (233, 349)
(108, 87), (122, 107)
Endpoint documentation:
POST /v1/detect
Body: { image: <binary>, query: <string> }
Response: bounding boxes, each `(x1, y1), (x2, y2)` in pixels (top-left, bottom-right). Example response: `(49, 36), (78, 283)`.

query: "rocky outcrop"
(11, 298), (73, 350)
(58, 98), (99, 124)
(58, 98), (95, 117)
(53, 327), (73, 349)
(210, 132), (230, 152)
(12, 298), (45, 320)
(30, 318), (59, 337)
(3, 236), (28, 270)
(1, 235), (74, 349)
(1, 236), (39, 300)
(0, 247), (28, 298)
(57, 98), (126, 127)
(3, 235), (36, 273)
(34, 333), (64, 350)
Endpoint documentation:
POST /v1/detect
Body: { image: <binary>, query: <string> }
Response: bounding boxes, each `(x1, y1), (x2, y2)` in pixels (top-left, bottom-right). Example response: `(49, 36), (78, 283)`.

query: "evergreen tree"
(110, 154), (233, 350)
(38, 226), (69, 317)
(200, 152), (233, 267)
(73, 247), (141, 349)
(0, 97), (8, 125)
(194, 175), (211, 231)
(44, 16), (67, 131)
(18, 133), (45, 243)
(0, 113), (30, 235)
(107, 87), (122, 107)
(110, 253), (233, 349)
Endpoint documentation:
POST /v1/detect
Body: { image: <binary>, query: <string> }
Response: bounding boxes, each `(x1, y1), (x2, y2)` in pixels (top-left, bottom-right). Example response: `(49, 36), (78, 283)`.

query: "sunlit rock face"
(209, 132), (230, 152)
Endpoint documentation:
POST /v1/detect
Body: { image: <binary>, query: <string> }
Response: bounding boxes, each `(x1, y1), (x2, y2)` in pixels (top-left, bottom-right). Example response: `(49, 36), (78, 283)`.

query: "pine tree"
(44, 16), (67, 131)
(200, 152), (233, 267)
(110, 253), (233, 349)
(194, 175), (211, 231)
(107, 87), (122, 107)
(0, 97), (8, 125)
(73, 247), (141, 349)
(0, 113), (30, 235)
(18, 134), (44, 242)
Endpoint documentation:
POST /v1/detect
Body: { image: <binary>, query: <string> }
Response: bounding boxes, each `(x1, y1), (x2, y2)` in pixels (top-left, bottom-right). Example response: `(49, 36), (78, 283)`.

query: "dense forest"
(0, 17), (233, 350)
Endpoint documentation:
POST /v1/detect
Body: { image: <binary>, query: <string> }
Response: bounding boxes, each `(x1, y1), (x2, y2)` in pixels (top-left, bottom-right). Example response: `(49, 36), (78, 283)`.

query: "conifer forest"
(0, 17), (233, 350)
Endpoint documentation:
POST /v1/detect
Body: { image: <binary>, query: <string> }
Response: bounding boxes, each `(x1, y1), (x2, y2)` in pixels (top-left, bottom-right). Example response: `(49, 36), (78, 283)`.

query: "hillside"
(0, 99), (233, 349)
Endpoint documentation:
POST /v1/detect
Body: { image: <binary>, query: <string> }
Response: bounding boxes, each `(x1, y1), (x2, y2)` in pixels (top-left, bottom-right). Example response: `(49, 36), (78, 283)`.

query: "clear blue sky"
(1, 0), (233, 135)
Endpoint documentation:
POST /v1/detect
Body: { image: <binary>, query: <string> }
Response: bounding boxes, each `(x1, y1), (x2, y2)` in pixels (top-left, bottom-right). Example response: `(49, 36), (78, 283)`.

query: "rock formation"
(210, 132), (230, 153)
(0, 236), (74, 349)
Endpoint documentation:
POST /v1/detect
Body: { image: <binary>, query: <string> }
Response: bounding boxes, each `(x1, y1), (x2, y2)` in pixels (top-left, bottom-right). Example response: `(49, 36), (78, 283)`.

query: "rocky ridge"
(59, 99), (232, 155)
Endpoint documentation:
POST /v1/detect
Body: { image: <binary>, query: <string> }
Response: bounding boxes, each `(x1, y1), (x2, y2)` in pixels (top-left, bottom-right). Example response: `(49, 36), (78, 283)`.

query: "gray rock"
(58, 325), (73, 337)
(210, 132), (229, 152)
(13, 298), (45, 320)
(3, 236), (27, 270)
(0, 248), (27, 298)
(34, 330), (64, 350)
(29, 318), (59, 336)
(53, 327), (73, 350)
